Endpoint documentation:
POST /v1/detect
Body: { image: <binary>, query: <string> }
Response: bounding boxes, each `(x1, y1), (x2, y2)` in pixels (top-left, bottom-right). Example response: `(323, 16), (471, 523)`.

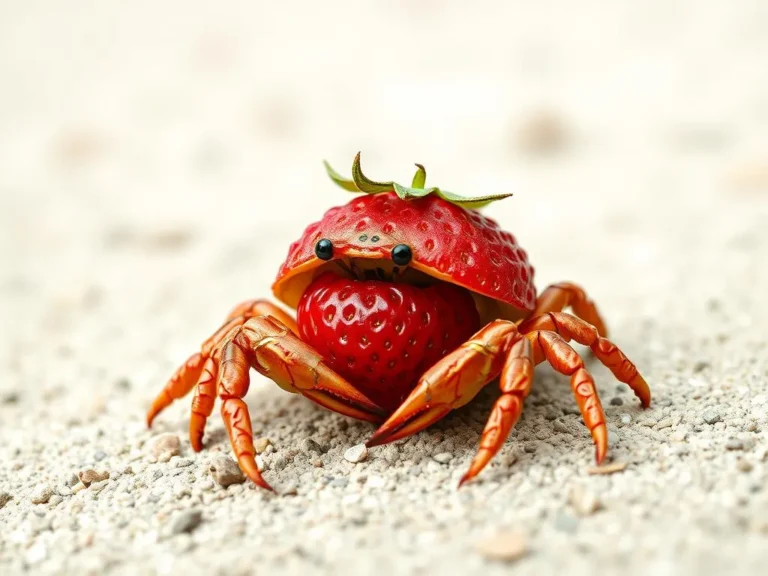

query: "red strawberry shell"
(272, 192), (536, 314)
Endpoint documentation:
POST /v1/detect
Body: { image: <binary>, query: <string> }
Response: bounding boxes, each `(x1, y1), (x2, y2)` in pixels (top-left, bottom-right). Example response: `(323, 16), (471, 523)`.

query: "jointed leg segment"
(146, 299), (296, 428)
(148, 282), (649, 490)
(367, 284), (649, 486)
(146, 300), (385, 490)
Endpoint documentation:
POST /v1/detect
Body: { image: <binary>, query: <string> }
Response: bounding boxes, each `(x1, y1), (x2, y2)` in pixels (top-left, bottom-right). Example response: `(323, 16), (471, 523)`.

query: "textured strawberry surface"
(273, 192), (536, 311)
(296, 272), (481, 412)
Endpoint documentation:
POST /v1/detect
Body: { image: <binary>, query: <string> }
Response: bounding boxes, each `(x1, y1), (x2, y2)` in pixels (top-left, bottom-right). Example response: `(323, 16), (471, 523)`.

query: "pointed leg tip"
(253, 478), (275, 492)
(458, 474), (472, 489)
(595, 446), (607, 465)
(365, 427), (392, 448)
(364, 436), (383, 448)
(240, 457), (274, 492)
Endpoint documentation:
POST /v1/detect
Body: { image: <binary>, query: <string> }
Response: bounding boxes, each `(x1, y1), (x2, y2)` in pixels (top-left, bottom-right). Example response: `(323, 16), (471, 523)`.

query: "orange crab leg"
(530, 282), (608, 337)
(146, 353), (205, 427)
(146, 299), (296, 427)
(519, 312), (651, 408)
(216, 315), (386, 488)
(459, 337), (533, 486)
(189, 352), (219, 451)
(368, 313), (650, 485)
(528, 330), (609, 465)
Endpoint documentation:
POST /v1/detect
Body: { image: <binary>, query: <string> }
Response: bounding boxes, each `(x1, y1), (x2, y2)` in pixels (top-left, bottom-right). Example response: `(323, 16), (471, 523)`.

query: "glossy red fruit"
(297, 272), (481, 411)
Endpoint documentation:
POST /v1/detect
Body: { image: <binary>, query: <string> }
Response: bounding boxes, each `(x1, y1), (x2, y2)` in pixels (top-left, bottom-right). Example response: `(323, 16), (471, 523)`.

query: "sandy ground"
(2, 2), (768, 574)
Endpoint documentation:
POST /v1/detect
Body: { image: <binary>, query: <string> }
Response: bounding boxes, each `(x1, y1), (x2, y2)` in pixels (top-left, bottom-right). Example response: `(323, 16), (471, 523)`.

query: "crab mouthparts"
(334, 259), (402, 282)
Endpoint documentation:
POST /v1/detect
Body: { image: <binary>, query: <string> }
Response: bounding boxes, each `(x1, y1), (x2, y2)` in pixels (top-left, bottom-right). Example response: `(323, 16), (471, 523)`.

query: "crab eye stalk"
(314, 239), (334, 260)
(391, 244), (412, 266)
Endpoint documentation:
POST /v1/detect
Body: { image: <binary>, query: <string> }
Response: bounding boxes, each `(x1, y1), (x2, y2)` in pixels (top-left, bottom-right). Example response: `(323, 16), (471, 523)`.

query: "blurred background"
(2, 1), (767, 341)
(1, 1), (767, 575)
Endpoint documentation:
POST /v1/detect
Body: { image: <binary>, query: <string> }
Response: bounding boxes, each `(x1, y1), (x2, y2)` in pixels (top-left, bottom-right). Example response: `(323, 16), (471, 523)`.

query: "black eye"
(314, 239), (334, 260)
(391, 244), (412, 266)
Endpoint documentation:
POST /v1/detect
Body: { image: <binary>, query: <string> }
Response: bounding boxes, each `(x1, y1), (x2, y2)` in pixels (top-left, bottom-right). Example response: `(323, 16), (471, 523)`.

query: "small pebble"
(702, 409), (721, 425)
(693, 360), (710, 373)
(209, 455), (246, 487)
(152, 434), (181, 462)
(0, 491), (11, 508)
(301, 438), (323, 455)
(475, 531), (528, 562)
(620, 414), (632, 425)
(344, 444), (369, 463)
(737, 460), (753, 473)
(78, 469), (109, 486)
(610, 397), (623, 406)
(657, 418), (673, 429)
(433, 452), (453, 464)
(311, 458), (323, 468)
(254, 437), (271, 454)
(553, 420), (570, 434)
(30, 484), (53, 504)
(587, 462), (627, 475)
(174, 458), (194, 468)
(94, 450), (108, 462)
(569, 486), (601, 516)
(170, 509), (203, 534)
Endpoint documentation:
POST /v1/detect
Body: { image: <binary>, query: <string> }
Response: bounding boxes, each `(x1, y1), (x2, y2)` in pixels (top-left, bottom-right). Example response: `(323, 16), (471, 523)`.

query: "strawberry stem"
(322, 152), (513, 209)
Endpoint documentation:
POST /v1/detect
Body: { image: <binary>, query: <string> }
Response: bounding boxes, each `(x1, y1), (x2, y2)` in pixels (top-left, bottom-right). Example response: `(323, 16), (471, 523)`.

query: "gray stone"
(170, 509), (203, 534)
(209, 455), (246, 487)
(343, 444), (368, 463)
(152, 434), (181, 462)
(432, 452), (453, 464)
(301, 438), (323, 455)
(702, 410), (722, 425)
(30, 484), (53, 504)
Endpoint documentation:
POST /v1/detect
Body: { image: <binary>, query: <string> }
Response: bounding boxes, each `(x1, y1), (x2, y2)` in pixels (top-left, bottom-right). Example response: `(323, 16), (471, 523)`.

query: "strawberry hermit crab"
(147, 153), (651, 491)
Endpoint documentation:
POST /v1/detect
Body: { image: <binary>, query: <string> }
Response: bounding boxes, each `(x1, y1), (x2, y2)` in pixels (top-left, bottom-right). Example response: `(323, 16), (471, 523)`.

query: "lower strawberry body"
(296, 272), (481, 412)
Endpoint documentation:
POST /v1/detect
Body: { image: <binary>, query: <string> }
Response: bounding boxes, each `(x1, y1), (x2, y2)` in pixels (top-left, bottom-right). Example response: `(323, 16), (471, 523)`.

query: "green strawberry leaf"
(323, 160), (359, 192)
(323, 152), (513, 209)
(350, 152), (393, 193)
(411, 164), (426, 189)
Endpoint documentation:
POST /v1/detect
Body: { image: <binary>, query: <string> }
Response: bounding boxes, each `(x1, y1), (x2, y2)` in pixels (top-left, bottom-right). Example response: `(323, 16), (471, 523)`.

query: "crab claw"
(301, 375), (388, 424)
(366, 320), (518, 448)
(366, 402), (452, 447)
